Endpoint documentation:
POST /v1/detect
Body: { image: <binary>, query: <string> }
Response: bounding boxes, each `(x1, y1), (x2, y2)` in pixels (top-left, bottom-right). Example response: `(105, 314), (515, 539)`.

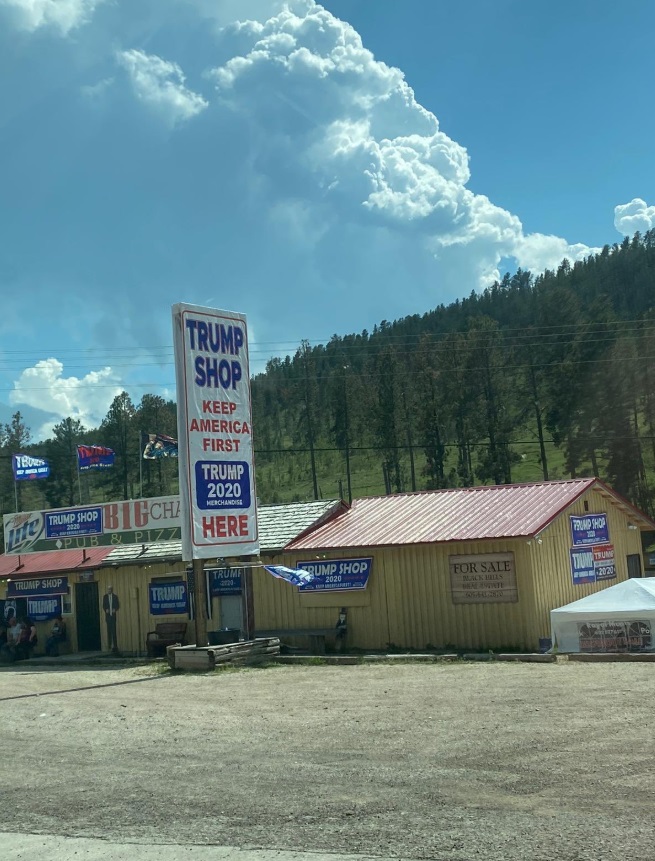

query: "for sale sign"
(172, 303), (259, 559)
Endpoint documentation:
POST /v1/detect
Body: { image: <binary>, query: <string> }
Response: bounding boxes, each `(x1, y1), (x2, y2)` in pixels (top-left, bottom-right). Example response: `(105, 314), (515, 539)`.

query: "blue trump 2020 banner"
(45, 506), (103, 540)
(208, 568), (243, 596)
(12, 453), (50, 481)
(27, 596), (62, 621)
(296, 558), (373, 592)
(570, 513), (609, 547)
(149, 581), (188, 615)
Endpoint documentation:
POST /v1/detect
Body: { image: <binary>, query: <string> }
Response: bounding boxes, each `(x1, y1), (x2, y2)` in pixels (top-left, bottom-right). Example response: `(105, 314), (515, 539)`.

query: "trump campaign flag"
(77, 444), (115, 472)
(12, 453), (50, 481)
(263, 565), (317, 587)
(143, 432), (178, 459)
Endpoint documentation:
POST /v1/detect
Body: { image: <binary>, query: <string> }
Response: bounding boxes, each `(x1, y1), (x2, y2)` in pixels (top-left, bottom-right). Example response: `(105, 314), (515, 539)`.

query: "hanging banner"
(3, 496), (181, 554)
(570, 544), (616, 585)
(12, 454), (50, 481)
(143, 433), (178, 459)
(45, 506), (103, 540)
(570, 513), (609, 547)
(296, 558), (373, 592)
(27, 596), (62, 622)
(149, 581), (188, 615)
(172, 303), (259, 559)
(208, 568), (243, 596)
(77, 444), (115, 472)
(578, 620), (652, 653)
(8, 576), (68, 598)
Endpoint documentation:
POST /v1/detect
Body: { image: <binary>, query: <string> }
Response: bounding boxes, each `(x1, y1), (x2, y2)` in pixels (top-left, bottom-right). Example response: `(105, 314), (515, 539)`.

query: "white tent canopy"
(551, 578), (655, 653)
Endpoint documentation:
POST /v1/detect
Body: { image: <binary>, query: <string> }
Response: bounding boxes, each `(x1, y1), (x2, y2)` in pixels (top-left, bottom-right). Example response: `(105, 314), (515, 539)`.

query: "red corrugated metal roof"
(0, 546), (112, 578)
(286, 478), (654, 550)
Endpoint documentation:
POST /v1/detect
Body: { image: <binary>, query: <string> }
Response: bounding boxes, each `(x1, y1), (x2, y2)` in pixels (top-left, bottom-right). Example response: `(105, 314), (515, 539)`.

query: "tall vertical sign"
(172, 303), (259, 560)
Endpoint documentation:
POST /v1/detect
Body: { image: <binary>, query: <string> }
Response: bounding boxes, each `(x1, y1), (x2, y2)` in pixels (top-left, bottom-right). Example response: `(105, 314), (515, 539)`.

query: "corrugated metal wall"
(528, 487), (643, 644)
(1, 487), (646, 654)
(252, 490), (645, 651)
(252, 541), (534, 651)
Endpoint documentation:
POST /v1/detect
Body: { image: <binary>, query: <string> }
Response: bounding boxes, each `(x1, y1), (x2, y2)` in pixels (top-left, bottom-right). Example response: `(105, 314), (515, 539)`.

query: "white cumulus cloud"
(208, 1), (596, 286)
(0, 0), (104, 34)
(9, 359), (123, 438)
(614, 198), (655, 236)
(117, 49), (208, 125)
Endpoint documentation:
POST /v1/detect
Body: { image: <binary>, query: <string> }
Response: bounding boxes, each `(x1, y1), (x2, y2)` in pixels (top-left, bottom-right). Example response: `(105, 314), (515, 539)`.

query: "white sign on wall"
(172, 303), (259, 560)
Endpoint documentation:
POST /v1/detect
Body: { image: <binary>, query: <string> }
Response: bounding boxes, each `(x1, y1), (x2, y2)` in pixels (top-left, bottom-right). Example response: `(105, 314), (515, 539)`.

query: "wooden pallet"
(167, 638), (280, 671)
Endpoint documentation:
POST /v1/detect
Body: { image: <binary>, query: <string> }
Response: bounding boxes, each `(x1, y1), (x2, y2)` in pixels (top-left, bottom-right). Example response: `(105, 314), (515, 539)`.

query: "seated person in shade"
(16, 617), (38, 659)
(1, 617), (24, 661)
(45, 615), (67, 657)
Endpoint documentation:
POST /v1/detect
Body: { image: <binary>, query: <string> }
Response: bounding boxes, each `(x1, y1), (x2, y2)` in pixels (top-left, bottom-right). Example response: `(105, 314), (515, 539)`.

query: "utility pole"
(193, 558), (208, 646)
(343, 366), (352, 503)
(402, 390), (417, 492)
(302, 341), (319, 500)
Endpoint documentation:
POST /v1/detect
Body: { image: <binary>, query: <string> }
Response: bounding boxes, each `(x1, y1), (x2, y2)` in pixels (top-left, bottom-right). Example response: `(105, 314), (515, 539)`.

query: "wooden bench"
(146, 622), (188, 658)
(254, 628), (337, 655)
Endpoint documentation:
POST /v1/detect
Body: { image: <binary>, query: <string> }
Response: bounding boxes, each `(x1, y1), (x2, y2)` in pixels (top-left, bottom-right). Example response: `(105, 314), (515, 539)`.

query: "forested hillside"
(3, 231), (655, 517)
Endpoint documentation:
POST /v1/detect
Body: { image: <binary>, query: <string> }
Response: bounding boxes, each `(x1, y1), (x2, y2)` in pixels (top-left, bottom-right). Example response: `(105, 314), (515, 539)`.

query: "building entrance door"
(220, 595), (243, 634)
(627, 553), (643, 579)
(75, 581), (101, 650)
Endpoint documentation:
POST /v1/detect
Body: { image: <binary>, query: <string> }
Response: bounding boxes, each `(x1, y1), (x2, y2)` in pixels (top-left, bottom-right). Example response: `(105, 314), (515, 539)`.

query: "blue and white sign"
(570, 548), (596, 585)
(12, 453), (50, 481)
(208, 568), (243, 596)
(8, 576), (68, 598)
(570, 544), (617, 585)
(27, 596), (62, 622)
(570, 513), (609, 547)
(194, 461), (251, 509)
(173, 303), (259, 560)
(296, 557), (373, 592)
(45, 506), (103, 539)
(149, 581), (188, 615)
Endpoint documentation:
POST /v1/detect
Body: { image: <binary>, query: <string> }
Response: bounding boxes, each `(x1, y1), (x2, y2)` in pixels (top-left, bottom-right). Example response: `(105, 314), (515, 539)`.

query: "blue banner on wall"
(570, 544), (617, 585)
(77, 444), (115, 472)
(45, 506), (103, 539)
(570, 513), (609, 546)
(12, 453), (50, 481)
(296, 557), (373, 592)
(27, 596), (62, 621)
(570, 548), (596, 585)
(149, 581), (188, 615)
(208, 568), (243, 596)
(8, 576), (68, 598)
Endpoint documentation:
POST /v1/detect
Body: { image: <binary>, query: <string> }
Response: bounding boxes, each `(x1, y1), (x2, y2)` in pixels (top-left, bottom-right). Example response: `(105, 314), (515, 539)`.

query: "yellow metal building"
(1, 479), (652, 654)
(251, 479), (653, 651)
(0, 499), (342, 656)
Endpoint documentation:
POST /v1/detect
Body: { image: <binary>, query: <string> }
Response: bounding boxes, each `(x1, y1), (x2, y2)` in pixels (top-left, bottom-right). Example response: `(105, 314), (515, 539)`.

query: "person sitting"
(16, 617), (37, 660)
(45, 615), (67, 657)
(1, 617), (24, 661)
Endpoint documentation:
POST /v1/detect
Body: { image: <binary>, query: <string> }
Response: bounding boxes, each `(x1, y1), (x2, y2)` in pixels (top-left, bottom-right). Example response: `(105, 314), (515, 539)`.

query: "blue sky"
(0, 0), (653, 441)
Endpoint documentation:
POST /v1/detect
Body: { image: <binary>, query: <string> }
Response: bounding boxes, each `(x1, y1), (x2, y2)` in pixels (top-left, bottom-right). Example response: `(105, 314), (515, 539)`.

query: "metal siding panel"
(530, 489), (647, 646)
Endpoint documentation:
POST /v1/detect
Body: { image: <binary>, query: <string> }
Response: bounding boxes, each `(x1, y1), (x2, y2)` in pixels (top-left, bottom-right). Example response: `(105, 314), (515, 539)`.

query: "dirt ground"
(1, 661), (654, 861)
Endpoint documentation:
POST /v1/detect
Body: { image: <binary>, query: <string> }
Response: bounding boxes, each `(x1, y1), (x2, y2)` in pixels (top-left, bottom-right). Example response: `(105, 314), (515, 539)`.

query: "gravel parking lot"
(1, 661), (654, 861)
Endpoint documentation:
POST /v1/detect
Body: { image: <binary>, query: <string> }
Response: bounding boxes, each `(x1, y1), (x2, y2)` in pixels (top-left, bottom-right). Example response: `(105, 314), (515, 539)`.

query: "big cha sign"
(173, 304), (259, 559)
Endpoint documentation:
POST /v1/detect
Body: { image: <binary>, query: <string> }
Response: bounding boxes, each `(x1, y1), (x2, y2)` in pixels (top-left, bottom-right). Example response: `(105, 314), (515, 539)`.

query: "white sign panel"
(172, 303), (259, 559)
